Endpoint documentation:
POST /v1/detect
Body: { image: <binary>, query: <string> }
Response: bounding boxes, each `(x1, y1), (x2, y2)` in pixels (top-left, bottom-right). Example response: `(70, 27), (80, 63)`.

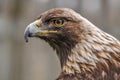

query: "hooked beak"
(24, 19), (57, 42)
(24, 19), (42, 42)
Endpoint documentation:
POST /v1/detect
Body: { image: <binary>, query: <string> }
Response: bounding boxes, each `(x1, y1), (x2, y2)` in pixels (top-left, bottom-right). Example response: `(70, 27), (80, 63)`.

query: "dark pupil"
(54, 20), (63, 24)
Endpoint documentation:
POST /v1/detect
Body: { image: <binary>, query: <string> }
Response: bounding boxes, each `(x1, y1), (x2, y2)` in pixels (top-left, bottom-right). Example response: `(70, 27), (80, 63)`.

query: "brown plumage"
(24, 8), (120, 80)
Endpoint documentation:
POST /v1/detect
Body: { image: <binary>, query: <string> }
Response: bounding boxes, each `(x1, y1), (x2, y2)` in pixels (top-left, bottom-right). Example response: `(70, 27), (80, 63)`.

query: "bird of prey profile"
(24, 8), (120, 80)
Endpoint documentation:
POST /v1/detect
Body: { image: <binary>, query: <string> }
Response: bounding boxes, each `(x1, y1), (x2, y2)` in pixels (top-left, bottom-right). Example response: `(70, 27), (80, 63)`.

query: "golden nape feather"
(24, 8), (120, 80)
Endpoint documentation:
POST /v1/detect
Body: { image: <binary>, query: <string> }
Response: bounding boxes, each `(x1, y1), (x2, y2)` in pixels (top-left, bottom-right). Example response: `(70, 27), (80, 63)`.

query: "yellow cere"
(34, 19), (42, 28)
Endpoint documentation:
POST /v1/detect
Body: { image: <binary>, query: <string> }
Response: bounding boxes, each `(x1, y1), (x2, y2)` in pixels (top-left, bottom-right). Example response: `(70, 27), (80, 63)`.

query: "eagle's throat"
(45, 34), (79, 69)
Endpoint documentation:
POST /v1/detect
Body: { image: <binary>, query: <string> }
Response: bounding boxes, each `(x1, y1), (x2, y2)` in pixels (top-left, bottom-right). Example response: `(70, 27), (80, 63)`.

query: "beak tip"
(25, 37), (29, 43)
(24, 35), (29, 43)
(24, 26), (30, 43)
(26, 40), (28, 43)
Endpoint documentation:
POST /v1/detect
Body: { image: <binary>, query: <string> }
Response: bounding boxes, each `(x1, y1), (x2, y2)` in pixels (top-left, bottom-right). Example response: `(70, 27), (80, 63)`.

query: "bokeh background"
(0, 0), (120, 80)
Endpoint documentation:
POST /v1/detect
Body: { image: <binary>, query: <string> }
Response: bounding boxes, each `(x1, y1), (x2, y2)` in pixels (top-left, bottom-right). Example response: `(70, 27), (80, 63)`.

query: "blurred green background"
(0, 0), (120, 80)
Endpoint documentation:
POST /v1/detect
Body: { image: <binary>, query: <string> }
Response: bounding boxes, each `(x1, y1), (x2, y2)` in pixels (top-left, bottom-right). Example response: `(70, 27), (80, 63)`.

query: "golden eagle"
(24, 8), (120, 80)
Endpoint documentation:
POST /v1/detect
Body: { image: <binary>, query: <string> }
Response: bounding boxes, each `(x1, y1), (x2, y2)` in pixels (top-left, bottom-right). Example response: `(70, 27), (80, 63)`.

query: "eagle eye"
(50, 18), (64, 27)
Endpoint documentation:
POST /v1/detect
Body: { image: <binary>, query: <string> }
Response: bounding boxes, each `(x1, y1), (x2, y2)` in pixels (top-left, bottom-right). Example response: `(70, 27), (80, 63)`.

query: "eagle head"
(24, 8), (84, 68)
(24, 8), (120, 80)
(24, 8), (82, 44)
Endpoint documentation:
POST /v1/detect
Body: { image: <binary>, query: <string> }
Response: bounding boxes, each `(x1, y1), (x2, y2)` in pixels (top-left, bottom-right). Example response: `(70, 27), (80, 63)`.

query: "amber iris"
(51, 19), (64, 27)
